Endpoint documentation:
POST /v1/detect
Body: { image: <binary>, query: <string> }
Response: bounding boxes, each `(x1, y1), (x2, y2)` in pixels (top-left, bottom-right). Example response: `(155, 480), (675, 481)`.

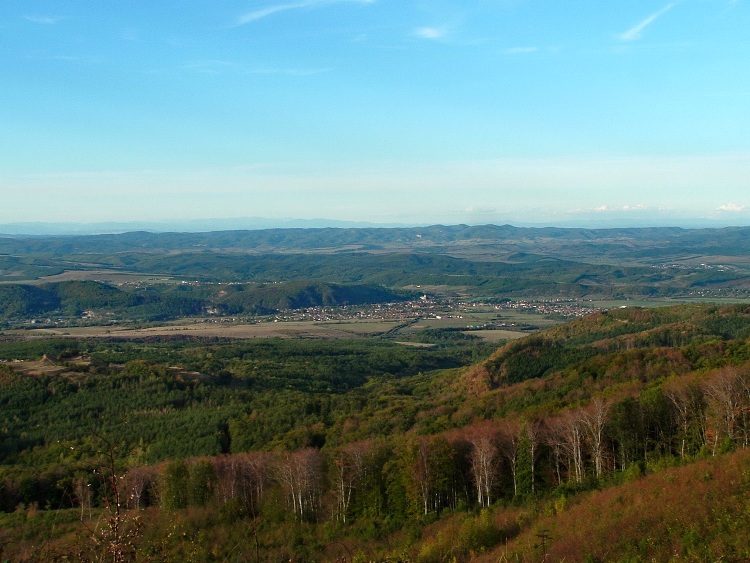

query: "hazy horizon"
(2, 215), (750, 237)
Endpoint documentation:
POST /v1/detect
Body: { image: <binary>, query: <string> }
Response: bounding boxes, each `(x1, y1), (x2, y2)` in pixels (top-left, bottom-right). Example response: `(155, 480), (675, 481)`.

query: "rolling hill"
(3, 303), (750, 559)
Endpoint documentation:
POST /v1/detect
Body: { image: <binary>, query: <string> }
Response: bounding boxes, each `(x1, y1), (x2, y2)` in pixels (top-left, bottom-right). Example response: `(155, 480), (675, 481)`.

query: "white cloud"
(8, 154), (750, 226)
(464, 206), (498, 214)
(414, 26), (449, 40)
(24, 15), (61, 25)
(716, 203), (745, 212)
(235, 0), (374, 26)
(618, 3), (675, 41)
(502, 46), (538, 54)
(237, 2), (308, 24)
(591, 205), (649, 213)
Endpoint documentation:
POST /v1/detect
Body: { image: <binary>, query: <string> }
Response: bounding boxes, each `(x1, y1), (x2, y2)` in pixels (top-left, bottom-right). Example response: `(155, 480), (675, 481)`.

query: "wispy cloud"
(121, 29), (142, 42)
(618, 3), (675, 41)
(414, 26), (450, 40)
(182, 59), (330, 76)
(26, 51), (102, 65)
(235, 0), (374, 26)
(593, 204), (647, 213)
(183, 59), (236, 74)
(247, 67), (331, 76)
(24, 15), (61, 25)
(502, 46), (538, 55)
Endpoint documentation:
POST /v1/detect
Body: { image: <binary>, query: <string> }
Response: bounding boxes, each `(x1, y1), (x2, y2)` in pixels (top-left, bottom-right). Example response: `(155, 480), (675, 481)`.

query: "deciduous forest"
(3, 304), (750, 560)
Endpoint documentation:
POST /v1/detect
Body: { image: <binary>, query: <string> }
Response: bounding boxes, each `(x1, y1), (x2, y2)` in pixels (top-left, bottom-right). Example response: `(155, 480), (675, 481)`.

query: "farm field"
(4, 318), (404, 340)
(6, 317), (533, 342)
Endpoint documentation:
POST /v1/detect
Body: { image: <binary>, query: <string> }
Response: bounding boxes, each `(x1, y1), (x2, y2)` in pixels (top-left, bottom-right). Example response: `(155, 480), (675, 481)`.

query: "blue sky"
(2, 1), (750, 228)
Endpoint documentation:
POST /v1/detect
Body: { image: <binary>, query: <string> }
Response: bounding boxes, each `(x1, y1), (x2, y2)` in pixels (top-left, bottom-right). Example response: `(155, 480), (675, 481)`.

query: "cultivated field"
(8, 319), (406, 340)
(8, 317), (532, 342)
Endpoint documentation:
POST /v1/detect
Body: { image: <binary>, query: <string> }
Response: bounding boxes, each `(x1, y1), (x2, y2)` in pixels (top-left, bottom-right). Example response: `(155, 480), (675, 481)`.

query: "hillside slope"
(3, 304), (750, 560)
(0, 280), (408, 321)
(468, 303), (750, 390)
(478, 446), (750, 561)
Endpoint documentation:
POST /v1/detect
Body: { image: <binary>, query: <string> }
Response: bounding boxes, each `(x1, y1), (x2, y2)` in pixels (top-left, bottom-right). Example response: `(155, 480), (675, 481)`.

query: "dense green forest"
(3, 304), (750, 560)
(0, 280), (409, 323)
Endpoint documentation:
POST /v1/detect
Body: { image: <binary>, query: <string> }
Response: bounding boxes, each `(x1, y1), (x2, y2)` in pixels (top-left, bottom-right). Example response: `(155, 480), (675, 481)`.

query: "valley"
(2, 225), (750, 561)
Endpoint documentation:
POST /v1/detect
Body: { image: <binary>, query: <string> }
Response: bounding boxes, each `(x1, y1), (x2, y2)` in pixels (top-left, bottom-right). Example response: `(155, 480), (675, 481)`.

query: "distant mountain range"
(2, 215), (746, 236)
(2, 223), (750, 261)
(0, 217), (415, 236)
(2, 224), (750, 305)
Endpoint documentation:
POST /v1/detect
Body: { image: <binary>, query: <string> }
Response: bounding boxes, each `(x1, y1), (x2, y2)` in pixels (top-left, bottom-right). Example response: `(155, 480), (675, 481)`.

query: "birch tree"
(497, 419), (522, 496)
(581, 398), (611, 479)
(465, 423), (500, 507)
(277, 448), (323, 522)
(331, 440), (371, 523)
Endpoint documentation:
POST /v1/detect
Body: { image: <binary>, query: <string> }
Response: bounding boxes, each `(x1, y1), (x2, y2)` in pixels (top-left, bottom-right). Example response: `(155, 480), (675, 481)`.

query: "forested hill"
(2, 223), (750, 260)
(4, 303), (750, 559)
(0, 280), (408, 320)
(471, 303), (750, 389)
(4, 225), (750, 305)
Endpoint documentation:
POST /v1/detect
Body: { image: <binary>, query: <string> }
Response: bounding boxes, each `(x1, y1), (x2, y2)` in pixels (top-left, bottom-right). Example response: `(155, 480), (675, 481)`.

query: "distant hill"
(2, 224), (750, 259)
(470, 303), (750, 389)
(3, 302), (750, 559)
(0, 280), (408, 321)
(0, 217), (411, 236)
(216, 281), (408, 314)
(3, 224), (750, 302)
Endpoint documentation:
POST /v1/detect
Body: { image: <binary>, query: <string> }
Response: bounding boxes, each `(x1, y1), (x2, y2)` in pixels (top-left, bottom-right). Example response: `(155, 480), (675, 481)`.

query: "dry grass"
(478, 447), (750, 562)
(9, 269), (175, 285)
(13, 319), (405, 340)
(470, 329), (530, 343)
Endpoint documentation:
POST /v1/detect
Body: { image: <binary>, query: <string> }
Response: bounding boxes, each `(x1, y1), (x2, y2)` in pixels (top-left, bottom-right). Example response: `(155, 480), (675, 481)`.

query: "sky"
(2, 0), (750, 230)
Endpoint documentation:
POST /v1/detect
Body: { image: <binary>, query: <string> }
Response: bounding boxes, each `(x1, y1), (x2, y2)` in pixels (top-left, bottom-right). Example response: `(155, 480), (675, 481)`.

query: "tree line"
(10, 362), (745, 530)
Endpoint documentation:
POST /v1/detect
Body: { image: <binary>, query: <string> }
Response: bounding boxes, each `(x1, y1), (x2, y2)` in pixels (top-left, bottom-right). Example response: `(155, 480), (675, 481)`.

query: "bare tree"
(497, 419), (522, 496)
(524, 418), (543, 494)
(87, 438), (141, 563)
(581, 398), (611, 479)
(664, 378), (706, 458)
(123, 466), (158, 510)
(407, 436), (457, 516)
(238, 452), (272, 518)
(552, 409), (586, 483)
(331, 440), (371, 523)
(465, 422), (500, 507)
(735, 366), (750, 449)
(214, 454), (245, 506)
(704, 367), (745, 454)
(73, 473), (93, 521)
(544, 416), (568, 486)
(277, 448), (323, 522)
(412, 437), (433, 516)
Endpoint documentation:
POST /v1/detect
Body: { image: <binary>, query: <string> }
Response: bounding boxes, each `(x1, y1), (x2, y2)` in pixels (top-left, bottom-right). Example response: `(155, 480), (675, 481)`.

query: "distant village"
(4, 295), (602, 331)
(258, 296), (600, 325)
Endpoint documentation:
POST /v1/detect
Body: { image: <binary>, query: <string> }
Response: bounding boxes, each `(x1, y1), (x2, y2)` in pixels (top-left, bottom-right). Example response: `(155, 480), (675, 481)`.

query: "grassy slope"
(5, 304), (750, 560)
(476, 447), (750, 561)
